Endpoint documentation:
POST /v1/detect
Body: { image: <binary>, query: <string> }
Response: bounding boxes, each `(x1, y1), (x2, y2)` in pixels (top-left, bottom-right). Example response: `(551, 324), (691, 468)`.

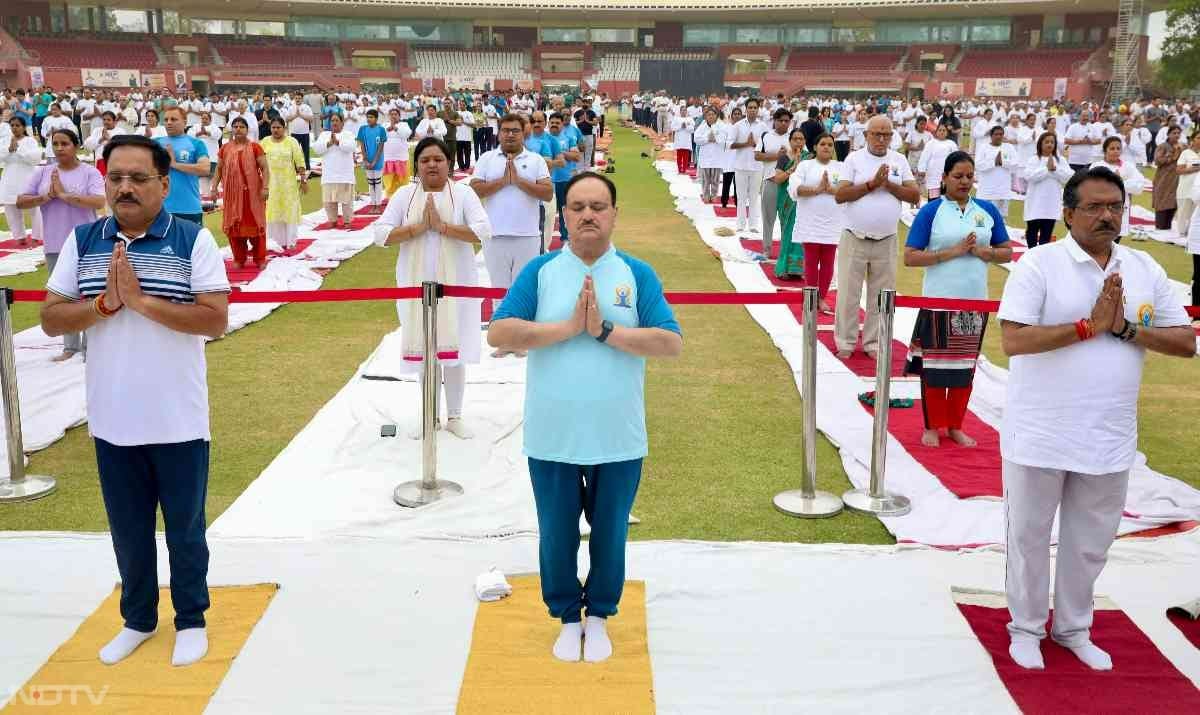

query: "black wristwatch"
(596, 319), (614, 343)
(1111, 318), (1137, 343)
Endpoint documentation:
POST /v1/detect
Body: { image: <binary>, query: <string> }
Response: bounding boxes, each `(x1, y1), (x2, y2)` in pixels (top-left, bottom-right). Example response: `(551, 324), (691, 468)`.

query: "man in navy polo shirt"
(40, 134), (229, 668)
(488, 172), (683, 664)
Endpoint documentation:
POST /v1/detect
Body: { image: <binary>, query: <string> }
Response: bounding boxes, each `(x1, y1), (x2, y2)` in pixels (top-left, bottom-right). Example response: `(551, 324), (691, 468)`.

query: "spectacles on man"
(1074, 202), (1124, 217)
(499, 127), (523, 135)
(106, 173), (162, 186)
(868, 131), (893, 139)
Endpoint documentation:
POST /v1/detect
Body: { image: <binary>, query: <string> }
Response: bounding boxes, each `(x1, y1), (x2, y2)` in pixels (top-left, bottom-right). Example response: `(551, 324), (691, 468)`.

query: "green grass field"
(1, 123), (1196, 543)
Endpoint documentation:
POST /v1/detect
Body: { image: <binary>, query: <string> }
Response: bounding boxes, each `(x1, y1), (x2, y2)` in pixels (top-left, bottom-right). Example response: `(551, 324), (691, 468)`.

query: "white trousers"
(734, 168), (763, 228)
(365, 168), (384, 206)
(421, 364), (466, 419)
(1003, 459), (1129, 647)
(266, 221), (298, 250)
(4, 204), (43, 242)
(484, 235), (541, 289)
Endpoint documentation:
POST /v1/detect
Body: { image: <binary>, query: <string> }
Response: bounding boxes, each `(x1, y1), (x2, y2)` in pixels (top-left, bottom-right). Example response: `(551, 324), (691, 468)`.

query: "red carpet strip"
(0, 237), (41, 250)
(1167, 609), (1200, 650)
(224, 239), (316, 285)
(956, 601), (1200, 714)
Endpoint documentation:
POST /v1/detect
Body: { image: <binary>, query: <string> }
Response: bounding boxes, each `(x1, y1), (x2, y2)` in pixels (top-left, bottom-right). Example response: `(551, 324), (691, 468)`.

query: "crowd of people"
(5, 77), (1198, 675)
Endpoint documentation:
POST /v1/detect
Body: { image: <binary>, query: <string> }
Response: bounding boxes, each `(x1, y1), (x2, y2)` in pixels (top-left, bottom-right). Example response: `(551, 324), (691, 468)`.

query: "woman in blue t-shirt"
(902, 150), (1014, 449)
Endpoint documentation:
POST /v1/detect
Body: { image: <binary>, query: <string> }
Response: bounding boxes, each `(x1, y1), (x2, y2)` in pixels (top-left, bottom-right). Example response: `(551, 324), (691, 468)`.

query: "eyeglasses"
(499, 127), (523, 135)
(868, 131), (893, 138)
(105, 173), (162, 186)
(1074, 202), (1124, 217)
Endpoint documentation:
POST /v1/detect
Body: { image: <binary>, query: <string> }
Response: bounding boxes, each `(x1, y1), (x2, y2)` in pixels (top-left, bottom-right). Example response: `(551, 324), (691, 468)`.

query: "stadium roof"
(153, 0), (1167, 23)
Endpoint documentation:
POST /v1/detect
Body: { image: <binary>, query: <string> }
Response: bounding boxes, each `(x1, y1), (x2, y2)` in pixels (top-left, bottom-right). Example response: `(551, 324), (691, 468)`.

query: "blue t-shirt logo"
(614, 285), (633, 308)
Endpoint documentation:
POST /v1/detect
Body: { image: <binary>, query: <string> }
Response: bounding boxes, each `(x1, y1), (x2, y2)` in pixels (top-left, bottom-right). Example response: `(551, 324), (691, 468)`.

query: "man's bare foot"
(836, 349), (852, 359)
(819, 300), (834, 314)
(948, 429), (977, 447)
(491, 349), (511, 358)
(920, 429), (940, 447)
(51, 350), (78, 363)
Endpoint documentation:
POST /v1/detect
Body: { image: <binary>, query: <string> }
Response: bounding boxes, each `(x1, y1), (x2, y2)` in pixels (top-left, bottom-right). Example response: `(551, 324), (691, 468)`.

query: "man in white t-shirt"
(997, 166), (1195, 673)
(1065, 110), (1103, 171)
(285, 92), (315, 171)
(833, 115), (919, 359)
(730, 97), (770, 233)
(40, 134), (230, 669)
(756, 107), (793, 258)
(469, 113), (553, 354)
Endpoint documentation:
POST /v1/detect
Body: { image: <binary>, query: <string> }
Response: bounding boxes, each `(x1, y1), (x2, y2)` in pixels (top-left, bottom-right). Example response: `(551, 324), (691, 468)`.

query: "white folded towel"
(474, 567), (512, 603)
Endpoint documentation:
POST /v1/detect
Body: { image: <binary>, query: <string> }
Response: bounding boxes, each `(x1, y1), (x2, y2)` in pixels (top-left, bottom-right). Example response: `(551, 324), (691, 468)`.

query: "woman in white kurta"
(918, 123), (958, 201)
(1022, 131), (1074, 248)
(0, 116), (44, 245)
(414, 105), (447, 142)
(1090, 136), (1147, 241)
(313, 112), (358, 227)
(374, 137), (491, 439)
(788, 133), (844, 313)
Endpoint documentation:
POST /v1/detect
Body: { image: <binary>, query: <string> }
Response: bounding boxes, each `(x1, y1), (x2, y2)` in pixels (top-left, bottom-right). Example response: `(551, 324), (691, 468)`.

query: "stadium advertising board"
(445, 75), (494, 90)
(939, 82), (964, 98)
(28, 66), (44, 87)
(82, 68), (141, 88)
(975, 77), (1031, 97)
(142, 73), (167, 88)
(1053, 77), (1068, 100)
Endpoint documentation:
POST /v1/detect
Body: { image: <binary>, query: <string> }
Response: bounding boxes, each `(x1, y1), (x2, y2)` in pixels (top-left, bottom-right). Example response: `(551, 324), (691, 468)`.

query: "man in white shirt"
(1065, 110), (1103, 171)
(976, 125), (1018, 216)
(998, 166), (1195, 673)
(469, 113), (554, 356)
(756, 107), (793, 257)
(833, 116), (919, 359)
(40, 134), (230, 669)
(730, 97), (769, 233)
(285, 92), (315, 172)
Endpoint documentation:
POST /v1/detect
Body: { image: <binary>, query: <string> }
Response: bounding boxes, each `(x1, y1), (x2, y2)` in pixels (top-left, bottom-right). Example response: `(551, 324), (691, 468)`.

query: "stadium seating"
(786, 50), (902, 73)
(954, 48), (1092, 78)
(19, 36), (158, 69)
(214, 40), (335, 68)
(596, 51), (712, 81)
(411, 49), (531, 81)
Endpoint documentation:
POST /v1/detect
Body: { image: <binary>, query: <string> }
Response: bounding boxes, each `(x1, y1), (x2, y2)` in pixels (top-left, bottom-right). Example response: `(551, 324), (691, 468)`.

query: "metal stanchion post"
(773, 287), (842, 518)
(394, 282), (464, 508)
(0, 288), (56, 503)
(842, 289), (911, 517)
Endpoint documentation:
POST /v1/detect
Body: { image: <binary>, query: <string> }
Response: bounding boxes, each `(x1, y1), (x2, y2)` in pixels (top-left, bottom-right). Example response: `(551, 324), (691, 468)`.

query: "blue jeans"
(528, 457), (643, 623)
(553, 181), (569, 243)
(94, 438), (211, 632)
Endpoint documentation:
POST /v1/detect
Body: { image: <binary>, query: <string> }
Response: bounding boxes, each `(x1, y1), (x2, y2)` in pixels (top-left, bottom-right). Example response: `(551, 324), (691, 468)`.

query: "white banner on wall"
(444, 75), (495, 91)
(974, 77), (1032, 98)
(1053, 77), (1068, 100)
(81, 68), (142, 88)
(28, 66), (44, 87)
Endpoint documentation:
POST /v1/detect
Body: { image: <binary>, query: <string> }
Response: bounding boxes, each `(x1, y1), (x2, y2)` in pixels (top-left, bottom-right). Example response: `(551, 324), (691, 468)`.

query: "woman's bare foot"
(948, 429), (977, 447)
(819, 300), (834, 314)
(51, 350), (78, 363)
(232, 261), (244, 270)
(836, 349), (852, 359)
(921, 429), (940, 447)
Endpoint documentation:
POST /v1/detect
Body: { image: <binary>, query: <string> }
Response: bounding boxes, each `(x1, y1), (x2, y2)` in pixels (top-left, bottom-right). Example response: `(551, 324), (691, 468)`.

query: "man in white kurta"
(997, 166), (1195, 672)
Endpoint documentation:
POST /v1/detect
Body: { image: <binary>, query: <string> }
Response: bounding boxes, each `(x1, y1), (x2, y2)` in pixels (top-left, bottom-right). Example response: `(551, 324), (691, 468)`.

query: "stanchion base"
(841, 488), (911, 517)
(773, 489), (843, 518)
(393, 479), (464, 508)
(0, 475), (57, 503)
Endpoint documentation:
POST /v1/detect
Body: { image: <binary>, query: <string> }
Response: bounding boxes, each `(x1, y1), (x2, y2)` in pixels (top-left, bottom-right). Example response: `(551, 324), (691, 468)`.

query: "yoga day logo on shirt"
(614, 284), (633, 309)
(1137, 303), (1154, 327)
(974, 212), (986, 227)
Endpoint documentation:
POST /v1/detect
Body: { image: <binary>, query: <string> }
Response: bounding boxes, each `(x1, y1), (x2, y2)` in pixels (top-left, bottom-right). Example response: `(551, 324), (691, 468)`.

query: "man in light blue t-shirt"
(156, 106), (211, 225)
(488, 172), (682, 665)
(546, 113), (582, 243)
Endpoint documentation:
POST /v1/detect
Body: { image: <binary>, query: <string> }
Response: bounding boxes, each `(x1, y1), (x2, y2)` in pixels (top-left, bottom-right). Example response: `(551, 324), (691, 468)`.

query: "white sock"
(1065, 640), (1112, 671)
(553, 622), (583, 662)
(444, 417), (474, 440)
(172, 627), (208, 667)
(583, 616), (613, 663)
(99, 627), (155, 665)
(1008, 639), (1044, 669)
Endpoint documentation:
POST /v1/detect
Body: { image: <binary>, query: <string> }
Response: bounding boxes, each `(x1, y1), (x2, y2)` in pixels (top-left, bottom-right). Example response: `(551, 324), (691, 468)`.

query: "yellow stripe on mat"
(2, 584), (278, 714)
(457, 575), (654, 715)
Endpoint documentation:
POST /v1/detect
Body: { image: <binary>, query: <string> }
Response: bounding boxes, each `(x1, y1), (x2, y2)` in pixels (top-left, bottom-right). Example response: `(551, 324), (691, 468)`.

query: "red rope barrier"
(894, 295), (1001, 312)
(7, 286), (1200, 316)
